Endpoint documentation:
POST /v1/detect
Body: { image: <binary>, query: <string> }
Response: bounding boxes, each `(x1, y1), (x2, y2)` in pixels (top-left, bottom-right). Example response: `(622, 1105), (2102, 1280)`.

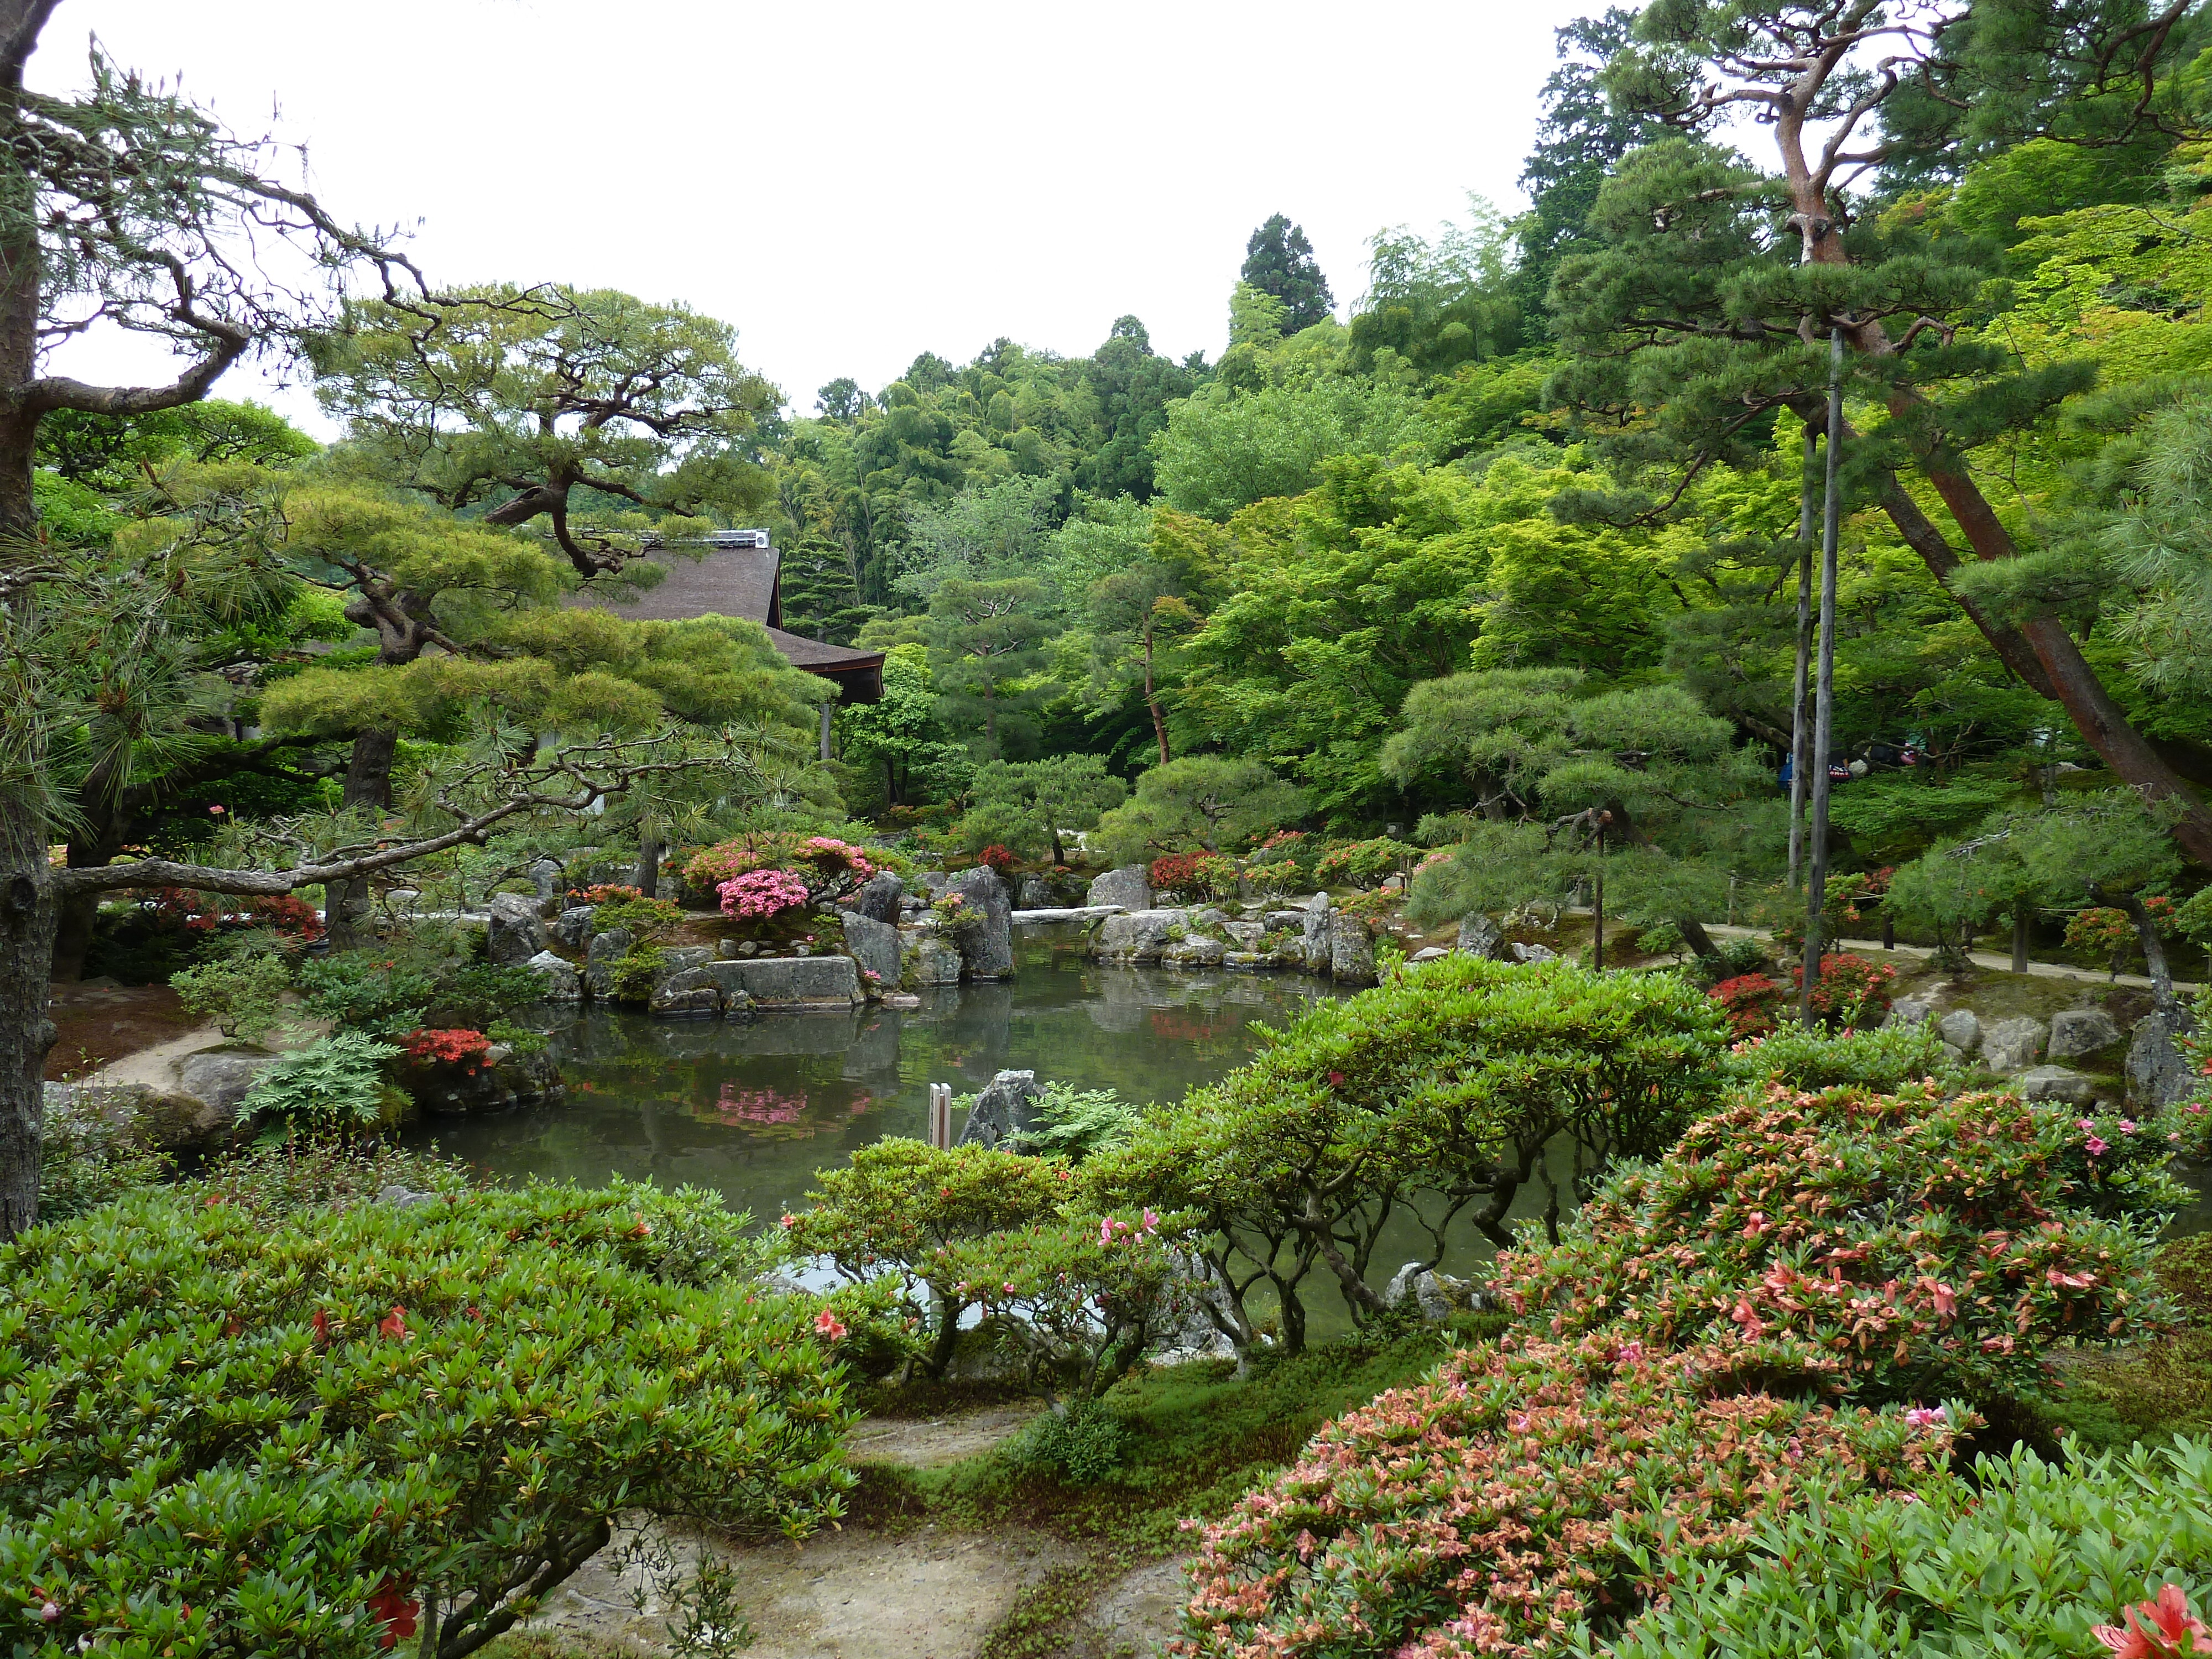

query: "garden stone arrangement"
(1883, 987), (2192, 1111)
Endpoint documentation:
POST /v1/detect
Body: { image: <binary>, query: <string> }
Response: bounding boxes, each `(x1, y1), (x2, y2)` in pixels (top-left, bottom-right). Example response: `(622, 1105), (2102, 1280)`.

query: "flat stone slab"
(1010, 906), (1124, 924)
(728, 954), (863, 1009)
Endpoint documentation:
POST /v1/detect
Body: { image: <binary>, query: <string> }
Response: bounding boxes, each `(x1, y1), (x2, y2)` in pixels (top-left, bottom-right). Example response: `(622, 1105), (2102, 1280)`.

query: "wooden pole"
(1788, 426), (1815, 889)
(2011, 908), (2031, 974)
(1800, 327), (1845, 1025)
(1592, 819), (1605, 972)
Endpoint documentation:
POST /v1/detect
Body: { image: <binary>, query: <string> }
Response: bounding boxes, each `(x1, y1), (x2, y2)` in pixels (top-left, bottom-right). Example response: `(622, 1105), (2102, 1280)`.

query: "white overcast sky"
(34, 0), (1593, 435)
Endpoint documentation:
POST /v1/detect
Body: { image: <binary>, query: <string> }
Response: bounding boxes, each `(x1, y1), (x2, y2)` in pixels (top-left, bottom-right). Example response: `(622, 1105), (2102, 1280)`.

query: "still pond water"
(411, 931), (1559, 1334)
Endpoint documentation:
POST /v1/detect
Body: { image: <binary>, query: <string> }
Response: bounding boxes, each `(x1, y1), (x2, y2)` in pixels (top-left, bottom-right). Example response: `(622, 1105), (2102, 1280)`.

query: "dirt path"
(1703, 924), (2201, 994)
(529, 1405), (1118, 1659)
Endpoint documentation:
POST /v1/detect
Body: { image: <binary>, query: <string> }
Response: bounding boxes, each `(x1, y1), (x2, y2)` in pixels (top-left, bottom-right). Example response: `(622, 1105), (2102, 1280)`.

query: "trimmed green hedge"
(1, 1180), (853, 1658)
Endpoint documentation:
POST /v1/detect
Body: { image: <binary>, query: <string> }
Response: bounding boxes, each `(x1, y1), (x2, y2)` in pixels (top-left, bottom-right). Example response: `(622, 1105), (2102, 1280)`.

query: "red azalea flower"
(2095, 1584), (2212, 1657)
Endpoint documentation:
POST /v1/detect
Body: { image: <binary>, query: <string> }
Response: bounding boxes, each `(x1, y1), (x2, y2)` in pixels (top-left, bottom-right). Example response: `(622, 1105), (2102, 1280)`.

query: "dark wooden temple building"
(567, 531), (883, 753)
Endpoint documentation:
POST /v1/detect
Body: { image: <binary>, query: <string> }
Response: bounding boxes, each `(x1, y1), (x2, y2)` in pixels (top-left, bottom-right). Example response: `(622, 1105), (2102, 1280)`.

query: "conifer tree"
(1240, 214), (1336, 333)
(1552, 0), (2212, 866)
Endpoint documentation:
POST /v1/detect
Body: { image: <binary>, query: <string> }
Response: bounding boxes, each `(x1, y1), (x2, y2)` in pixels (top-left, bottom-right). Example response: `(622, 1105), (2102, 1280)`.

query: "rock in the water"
(958, 1068), (1047, 1150)
(552, 905), (596, 950)
(648, 964), (724, 1018)
(839, 909), (903, 993)
(1086, 864), (1152, 912)
(727, 954), (863, 1009)
(486, 891), (548, 966)
(2048, 1008), (2124, 1062)
(903, 931), (965, 985)
(177, 1048), (279, 1123)
(1329, 913), (1378, 985)
(1382, 1262), (1455, 1323)
(1223, 951), (1272, 970)
(1981, 1016), (2047, 1072)
(1887, 995), (1937, 1031)
(1510, 941), (1558, 964)
(2020, 1065), (2096, 1106)
(2128, 1007), (2199, 1110)
(852, 871), (906, 924)
(1094, 909), (1187, 965)
(406, 1047), (562, 1115)
(1017, 875), (1056, 910)
(522, 950), (582, 1002)
(1162, 933), (1228, 967)
(1937, 1009), (1980, 1055)
(952, 866), (1015, 979)
(1455, 912), (1508, 960)
(1221, 920), (1267, 950)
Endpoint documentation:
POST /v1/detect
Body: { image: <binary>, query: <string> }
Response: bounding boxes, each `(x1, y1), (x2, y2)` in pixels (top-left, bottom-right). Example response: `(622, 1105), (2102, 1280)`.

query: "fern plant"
(233, 1030), (401, 1135)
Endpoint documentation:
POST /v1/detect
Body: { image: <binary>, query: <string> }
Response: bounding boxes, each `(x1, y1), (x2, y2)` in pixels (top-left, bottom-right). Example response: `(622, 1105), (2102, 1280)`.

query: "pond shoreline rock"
(957, 1069), (1046, 1150)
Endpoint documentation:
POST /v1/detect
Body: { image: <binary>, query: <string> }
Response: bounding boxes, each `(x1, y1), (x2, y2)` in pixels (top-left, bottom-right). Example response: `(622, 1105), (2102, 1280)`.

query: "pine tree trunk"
(1144, 630), (1170, 766)
(325, 726), (398, 949)
(0, 790), (58, 1237)
(632, 833), (661, 899)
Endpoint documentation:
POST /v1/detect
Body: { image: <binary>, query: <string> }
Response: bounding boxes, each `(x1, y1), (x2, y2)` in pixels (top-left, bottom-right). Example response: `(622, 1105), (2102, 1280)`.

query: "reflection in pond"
(410, 933), (1352, 1229)
(405, 932), (1580, 1336)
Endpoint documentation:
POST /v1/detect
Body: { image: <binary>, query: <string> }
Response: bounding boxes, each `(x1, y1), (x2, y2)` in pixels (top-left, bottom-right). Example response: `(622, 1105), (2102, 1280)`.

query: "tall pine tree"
(1240, 214), (1335, 333)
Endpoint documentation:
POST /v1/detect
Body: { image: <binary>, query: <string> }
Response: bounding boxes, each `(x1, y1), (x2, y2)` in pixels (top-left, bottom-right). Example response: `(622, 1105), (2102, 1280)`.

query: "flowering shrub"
(1724, 1020), (1945, 1094)
(568, 883), (643, 906)
(1603, 1438), (2212, 1659)
(976, 843), (1018, 876)
(1499, 1081), (2177, 1405)
(1710, 971), (1786, 1037)
(1175, 1081), (2176, 1657)
(717, 868), (811, 920)
(931, 890), (983, 938)
(782, 1139), (1068, 1379)
(1178, 1337), (1956, 1658)
(0, 1182), (852, 1659)
(1312, 836), (1418, 890)
(688, 833), (875, 903)
(2070, 905), (2138, 954)
(1149, 851), (1238, 901)
(143, 886), (323, 941)
(1789, 950), (1896, 1028)
(401, 1027), (494, 1073)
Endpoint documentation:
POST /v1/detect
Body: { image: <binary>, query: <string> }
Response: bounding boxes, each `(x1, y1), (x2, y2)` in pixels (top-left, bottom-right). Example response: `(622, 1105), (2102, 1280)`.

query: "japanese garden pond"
(405, 929), (1564, 1336)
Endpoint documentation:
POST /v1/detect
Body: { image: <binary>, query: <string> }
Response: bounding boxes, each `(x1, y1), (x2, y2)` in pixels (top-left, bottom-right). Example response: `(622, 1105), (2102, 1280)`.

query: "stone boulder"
(852, 871), (906, 924)
(649, 966), (724, 1019)
(177, 1048), (280, 1123)
(951, 867), (1015, 979)
(1162, 933), (1228, 968)
(1329, 913), (1378, 986)
(43, 1077), (230, 1155)
(406, 1047), (563, 1115)
(1221, 920), (1267, 950)
(1298, 893), (1333, 972)
(486, 891), (548, 966)
(1152, 1252), (1242, 1363)
(1410, 946), (1449, 963)
(1455, 912), (1508, 960)
(552, 905), (596, 950)
(839, 909), (903, 993)
(1886, 995), (1937, 1031)
(902, 930), (964, 985)
(2048, 1008), (2124, 1063)
(1510, 941), (1558, 965)
(1086, 864), (1152, 912)
(1981, 1016), (2046, 1073)
(2128, 1008), (2200, 1110)
(1094, 909), (1186, 965)
(528, 856), (566, 915)
(1383, 1262), (1455, 1323)
(728, 954), (863, 1010)
(957, 1068), (1046, 1151)
(522, 950), (582, 1003)
(2020, 1065), (2096, 1107)
(1223, 951), (1273, 971)
(1937, 1009), (1980, 1055)
(582, 926), (635, 999)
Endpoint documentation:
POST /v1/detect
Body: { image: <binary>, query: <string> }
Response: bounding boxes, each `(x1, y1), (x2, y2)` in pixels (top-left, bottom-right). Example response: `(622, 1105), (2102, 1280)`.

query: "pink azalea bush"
(1172, 1079), (2175, 1657)
(716, 868), (810, 920)
(688, 833), (876, 903)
